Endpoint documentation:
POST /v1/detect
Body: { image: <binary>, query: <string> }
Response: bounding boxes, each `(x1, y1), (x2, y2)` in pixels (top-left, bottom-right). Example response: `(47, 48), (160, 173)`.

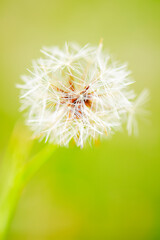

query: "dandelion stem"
(0, 144), (56, 240)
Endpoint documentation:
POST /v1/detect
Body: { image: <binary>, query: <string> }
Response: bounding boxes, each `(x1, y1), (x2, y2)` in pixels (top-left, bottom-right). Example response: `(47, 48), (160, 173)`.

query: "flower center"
(50, 79), (93, 119)
(69, 91), (92, 119)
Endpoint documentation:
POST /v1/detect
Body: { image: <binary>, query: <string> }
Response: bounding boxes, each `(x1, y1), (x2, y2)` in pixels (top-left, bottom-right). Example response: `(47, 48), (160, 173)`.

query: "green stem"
(0, 144), (57, 240)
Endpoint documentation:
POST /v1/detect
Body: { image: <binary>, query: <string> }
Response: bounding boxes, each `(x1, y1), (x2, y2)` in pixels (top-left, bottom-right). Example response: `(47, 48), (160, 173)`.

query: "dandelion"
(17, 41), (149, 147)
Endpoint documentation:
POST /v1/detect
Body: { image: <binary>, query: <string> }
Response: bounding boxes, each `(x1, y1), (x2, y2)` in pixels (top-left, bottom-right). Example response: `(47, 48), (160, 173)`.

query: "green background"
(0, 0), (160, 239)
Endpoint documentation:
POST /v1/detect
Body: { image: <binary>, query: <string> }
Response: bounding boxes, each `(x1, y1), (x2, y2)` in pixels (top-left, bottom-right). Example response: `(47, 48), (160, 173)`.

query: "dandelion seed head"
(18, 42), (149, 147)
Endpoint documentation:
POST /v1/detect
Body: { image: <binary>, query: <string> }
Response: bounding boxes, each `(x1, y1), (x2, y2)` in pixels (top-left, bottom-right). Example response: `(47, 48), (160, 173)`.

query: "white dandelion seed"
(127, 89), (150, 136)
(17, 41), (149, 147)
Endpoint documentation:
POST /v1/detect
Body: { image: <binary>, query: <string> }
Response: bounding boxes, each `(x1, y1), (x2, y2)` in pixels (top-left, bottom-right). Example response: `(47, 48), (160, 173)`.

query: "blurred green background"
(0, 0), (160, 239)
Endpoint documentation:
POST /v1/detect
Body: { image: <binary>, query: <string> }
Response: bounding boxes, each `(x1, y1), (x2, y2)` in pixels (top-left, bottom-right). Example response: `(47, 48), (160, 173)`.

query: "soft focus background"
(0, 0), (160, 239)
